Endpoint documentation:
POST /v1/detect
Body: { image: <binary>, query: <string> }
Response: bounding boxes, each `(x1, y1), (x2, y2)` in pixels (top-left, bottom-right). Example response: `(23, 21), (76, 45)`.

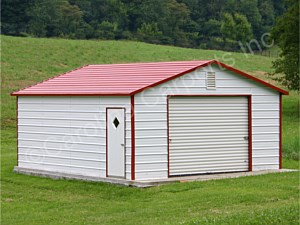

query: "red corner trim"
(131, 95), (135, 180)
(279, 94), (282, 169)
(167, 96), (170, 177)
(106, 108), (108, 177)
(248, 95), (252, 171)
(16, 96), (19, 167)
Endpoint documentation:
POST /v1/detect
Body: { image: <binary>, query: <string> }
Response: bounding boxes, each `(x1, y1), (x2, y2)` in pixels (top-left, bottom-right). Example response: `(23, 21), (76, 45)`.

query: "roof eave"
(10, 60), (289, 97)
(211, 61), (289, 95)
(131, 60), (289, 95)
(11, 93), (132, 97)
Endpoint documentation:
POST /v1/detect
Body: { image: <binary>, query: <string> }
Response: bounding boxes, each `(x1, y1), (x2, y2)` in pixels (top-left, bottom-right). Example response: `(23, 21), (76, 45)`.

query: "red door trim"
(248, 95), (252, 171)
(131, 95), (135, 180)
(167, 94), (252, 176)
(167, 96), (170, 177)
(279, 94), (282, 169)
(106, 107), (126, 178)
(168, 94), (251, 97)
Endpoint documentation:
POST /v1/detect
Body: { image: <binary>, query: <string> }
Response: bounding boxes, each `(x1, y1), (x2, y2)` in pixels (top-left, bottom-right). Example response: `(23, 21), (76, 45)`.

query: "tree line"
(2, 0), (287, 51)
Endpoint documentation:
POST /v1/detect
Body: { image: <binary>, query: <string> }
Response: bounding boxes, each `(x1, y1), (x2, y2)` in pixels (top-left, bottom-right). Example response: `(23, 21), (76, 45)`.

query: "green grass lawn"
(1, 35), (299, 224)
(282, 92), (300, 161)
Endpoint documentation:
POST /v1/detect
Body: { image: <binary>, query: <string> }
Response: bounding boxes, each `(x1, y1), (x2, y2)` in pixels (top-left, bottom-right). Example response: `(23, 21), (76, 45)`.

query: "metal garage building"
(12, 60), (288, 182)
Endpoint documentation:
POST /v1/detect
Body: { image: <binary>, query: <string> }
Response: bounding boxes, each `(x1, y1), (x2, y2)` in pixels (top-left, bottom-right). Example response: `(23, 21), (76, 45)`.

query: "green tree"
(234, 13), (253, 44)
(238, 0), (262, 37)
(223, 0), (238, 14)
(271, 0), (299, 90)
(164, 0), (190, 46)
(273, 0), (286, 17)
(221, 13), (236, 41)
(26, 0), (85, 38)
(1, 0), (34, 35)
(258, 0), (276, 34)
(1, 0), (288, 51)
(96, 21), (118, 39)
(59, 2), (85, 38)
(203, 19), (222, 37)
(138, 23), (162, 36)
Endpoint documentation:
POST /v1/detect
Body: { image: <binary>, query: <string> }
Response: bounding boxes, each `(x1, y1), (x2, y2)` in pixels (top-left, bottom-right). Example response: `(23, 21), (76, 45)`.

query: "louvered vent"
(206, 72), (216, 89)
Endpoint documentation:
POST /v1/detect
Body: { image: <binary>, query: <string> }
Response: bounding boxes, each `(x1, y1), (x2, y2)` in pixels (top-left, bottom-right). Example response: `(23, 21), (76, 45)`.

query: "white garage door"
(169, 96), (249, 176)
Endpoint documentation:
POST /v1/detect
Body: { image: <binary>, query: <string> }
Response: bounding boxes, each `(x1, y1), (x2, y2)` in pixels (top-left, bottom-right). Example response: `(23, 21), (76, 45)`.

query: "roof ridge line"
(130, 59), (288, 95)
(11, 60), (288, 96)
(130, 60), (216, 95)
(87, 60), (211, 66)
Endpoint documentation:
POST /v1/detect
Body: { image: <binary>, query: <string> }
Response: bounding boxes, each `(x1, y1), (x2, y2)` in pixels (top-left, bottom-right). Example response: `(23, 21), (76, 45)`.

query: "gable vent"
(206, 72), (216, 89)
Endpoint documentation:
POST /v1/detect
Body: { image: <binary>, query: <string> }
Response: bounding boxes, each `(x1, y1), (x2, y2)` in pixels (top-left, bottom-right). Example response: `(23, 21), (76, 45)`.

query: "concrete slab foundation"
(14, 166), (297, 188)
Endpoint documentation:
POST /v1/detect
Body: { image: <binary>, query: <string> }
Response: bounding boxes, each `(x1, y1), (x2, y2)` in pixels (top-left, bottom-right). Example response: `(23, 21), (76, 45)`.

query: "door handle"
(121, 143), (125, 146)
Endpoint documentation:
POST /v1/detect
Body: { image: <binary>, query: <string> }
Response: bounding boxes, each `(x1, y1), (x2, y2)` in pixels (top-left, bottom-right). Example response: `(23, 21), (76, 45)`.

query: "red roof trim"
(11, 60), (288, 96)
(212, 61), (289, 95)
(11, 93), (131, 96)
(131, 60), (288, 95)
(130, 61), (214, 95)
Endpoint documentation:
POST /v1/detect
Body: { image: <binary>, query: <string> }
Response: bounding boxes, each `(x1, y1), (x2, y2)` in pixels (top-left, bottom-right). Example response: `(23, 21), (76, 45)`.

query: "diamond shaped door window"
(113, 117), (120, 128)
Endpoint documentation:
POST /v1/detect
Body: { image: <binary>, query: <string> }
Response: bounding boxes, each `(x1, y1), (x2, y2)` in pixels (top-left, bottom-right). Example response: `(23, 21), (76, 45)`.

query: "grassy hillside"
(1, 35), (299, 225)
(2, 35), (281, 127)
(2, 35), (298, 158)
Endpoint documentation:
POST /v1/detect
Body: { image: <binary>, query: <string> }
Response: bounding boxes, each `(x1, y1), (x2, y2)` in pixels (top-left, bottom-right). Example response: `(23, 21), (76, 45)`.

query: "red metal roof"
(11, 60), (288, 96)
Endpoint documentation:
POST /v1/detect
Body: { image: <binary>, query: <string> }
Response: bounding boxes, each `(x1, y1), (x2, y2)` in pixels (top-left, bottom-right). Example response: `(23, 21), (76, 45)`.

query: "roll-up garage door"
(169, 96), (249, 176)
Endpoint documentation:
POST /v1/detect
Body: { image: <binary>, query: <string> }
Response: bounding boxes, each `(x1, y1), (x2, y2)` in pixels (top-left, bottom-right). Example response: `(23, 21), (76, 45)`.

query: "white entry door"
(107, 108), (125, 178)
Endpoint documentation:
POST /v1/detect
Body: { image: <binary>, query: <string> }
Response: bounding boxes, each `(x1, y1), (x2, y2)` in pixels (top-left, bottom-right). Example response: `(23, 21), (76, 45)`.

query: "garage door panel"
(169, 96), (249, 176)
(170, 155), (249, 162)
(170, 98), (246, 103)
(171, 147), (249, 155)
(170, 129), (248, 135)
(170, 141), (248, 147)
(171, 162), (249, 169)
(170, 144), (248, 151)
(171, 165), (249, 175)
(170, 137), (247, 143)
(169, 112), (248, 117)
(169, 121), (248, 126)
(169, 120), (247, 125)
(169, 134), (247, 140)
(170, 159), (248, 166)
(170, 132), (248, 137)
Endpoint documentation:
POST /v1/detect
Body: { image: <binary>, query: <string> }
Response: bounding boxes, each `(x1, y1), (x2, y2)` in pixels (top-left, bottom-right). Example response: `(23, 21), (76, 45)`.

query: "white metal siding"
(169, 96), (249, 176)
(134, 65), (280, 180)
(18, 96), (132, 179)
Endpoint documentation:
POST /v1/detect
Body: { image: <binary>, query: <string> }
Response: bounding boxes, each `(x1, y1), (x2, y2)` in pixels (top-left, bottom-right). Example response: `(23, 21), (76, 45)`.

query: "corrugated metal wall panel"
(18, 96), (132, 179)
(17, 63), (280, 181)
(169, 96), (249, 176)
(134, 64), (280, 180)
